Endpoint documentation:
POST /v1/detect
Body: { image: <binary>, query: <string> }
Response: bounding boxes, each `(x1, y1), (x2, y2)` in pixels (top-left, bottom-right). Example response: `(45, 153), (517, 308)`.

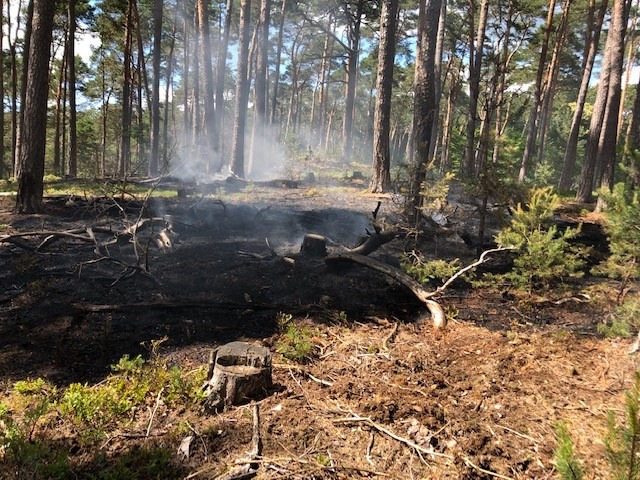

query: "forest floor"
(0, 173), (637, 479)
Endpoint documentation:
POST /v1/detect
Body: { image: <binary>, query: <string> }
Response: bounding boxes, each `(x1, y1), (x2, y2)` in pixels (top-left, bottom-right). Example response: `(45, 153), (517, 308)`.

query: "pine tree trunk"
(249, 0), (271, 175)
(595, 0), (629, 210)
(150, 0), (163, 177)
(409, 0), (443, 218)
(15, 0), (55, 213)
(370, 0), (399, 193)
(215, 0), (233, 160)
(270, 0), (287, 125)
(535, 0), (572, 174)
(231, 0), (252, 178)
(67, 0), (78, 177)
(342, 0), (365, 163)
(197, 0), (218, 173)
(518, 0), (556, 182)
(119, 0), (134, 177)
(0, 7), (4, 178)
(558, 0), (607, 191)
(461, 0), (488, 178)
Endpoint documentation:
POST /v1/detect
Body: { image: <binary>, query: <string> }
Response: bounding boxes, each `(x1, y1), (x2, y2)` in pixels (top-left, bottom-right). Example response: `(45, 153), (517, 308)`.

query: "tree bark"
(249, 0), (271, 176)
(150, 0), (163, 177)
(558, 0), (607, 191)
(370, 0), (399, 193)
(342, 0), (365, 164)
(270, 0), (287, 125)
(215, 0), (233, 161)
(461, 0), (488, 178)
(197, 0), (218, 173)
(408, 0), (443, 218)
(576, 0), (626, 202)
(67, 0), (78, 177)
(230, 0), (252, 178)
(595, 0), (629, 210)
(518, 0), (556, 182)
(119, 0), (134, 177)
(15, 0), (55, 213)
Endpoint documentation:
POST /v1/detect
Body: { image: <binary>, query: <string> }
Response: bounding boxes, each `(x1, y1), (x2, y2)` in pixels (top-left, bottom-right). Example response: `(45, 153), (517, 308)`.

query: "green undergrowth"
(555, 371), (640, 479)
(0, 348), (206, 479)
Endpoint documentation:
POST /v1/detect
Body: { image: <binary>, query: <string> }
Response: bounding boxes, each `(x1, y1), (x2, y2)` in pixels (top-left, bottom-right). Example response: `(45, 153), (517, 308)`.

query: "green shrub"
(554, 422), (584, 479)
(604, 371), (640, 479)
(401, 254), (461, 285)
(487, 187), (588, 293)
(593, 184), (640, 337)
(275, 312), (314, 363)
(595, 183), (640, 286)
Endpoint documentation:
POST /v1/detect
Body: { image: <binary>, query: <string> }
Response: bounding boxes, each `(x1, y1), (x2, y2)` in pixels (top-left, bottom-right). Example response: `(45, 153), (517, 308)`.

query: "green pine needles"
(604, 371), (640, 480)
(554, 422), (584, 480)
(488, 187), (588, 294)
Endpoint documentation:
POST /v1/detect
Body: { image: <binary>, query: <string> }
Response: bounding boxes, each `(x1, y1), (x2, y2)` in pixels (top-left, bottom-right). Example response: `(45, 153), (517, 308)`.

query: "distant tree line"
(4, 0), (640, 213)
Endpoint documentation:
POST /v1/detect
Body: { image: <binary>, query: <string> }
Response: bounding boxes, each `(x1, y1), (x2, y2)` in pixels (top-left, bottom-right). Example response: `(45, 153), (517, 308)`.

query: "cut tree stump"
(300, 234), (327, 257)
(202, 342), (272, 411)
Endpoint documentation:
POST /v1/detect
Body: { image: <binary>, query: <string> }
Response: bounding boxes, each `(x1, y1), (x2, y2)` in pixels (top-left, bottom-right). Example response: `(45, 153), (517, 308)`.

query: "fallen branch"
(215, 403), (262, 480)
(326, 253), (446, 328)
(326, 247), (514, 329)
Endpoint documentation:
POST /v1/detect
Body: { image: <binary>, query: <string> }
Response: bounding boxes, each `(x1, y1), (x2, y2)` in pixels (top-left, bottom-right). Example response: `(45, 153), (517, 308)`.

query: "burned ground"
(0, 182), (636, 479)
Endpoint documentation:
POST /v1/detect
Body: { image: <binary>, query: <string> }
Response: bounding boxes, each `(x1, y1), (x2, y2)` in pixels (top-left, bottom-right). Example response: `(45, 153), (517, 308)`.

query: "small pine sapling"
(488, 187), (588, 294)
(604, 371), (640, 480)
(554, 422), (584, 480)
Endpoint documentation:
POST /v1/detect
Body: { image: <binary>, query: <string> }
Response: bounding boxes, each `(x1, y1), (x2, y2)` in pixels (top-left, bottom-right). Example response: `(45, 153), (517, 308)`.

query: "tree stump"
(202, 341), (272, 411)
(300, 234), (327, 257)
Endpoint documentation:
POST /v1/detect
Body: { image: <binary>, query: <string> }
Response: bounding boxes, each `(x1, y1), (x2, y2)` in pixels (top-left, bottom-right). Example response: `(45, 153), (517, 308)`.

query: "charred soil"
(0, 182), (636, 479)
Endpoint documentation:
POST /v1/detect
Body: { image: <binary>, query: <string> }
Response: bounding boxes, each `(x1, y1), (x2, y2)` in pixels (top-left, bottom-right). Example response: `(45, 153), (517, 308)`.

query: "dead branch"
(347, 229), (398, 256)
(215, 404), (262, 480)
(333, 412), (453, 461)
(326, 253), (446, 328)
(326, 247), (514, 329)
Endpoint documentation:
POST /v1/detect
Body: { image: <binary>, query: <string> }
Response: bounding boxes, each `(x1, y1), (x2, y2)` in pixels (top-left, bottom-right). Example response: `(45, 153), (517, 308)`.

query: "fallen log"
(326, 252), (446, 329)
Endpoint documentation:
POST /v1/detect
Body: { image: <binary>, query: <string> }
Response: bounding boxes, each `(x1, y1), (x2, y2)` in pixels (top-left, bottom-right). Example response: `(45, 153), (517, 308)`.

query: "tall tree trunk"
(559, 0), (607, 191)
(150, 0), (163, 176)
(163, 16), (177, 169)
(428, 0), (447, 164)
(249, 0), (271, 175)
(317, 15), (335, 150)
(53, 38), (68, 177)
(230, 0), (252, 178)
(15, 0), (55, 213)
(119, 0), (134, 176)
(7, 0), (19, 177)
(576, 0), (627, 202)
(370, 0), (399, 193)
(409, 0), (443, 218)
(439, 59), (462, 172)
(182, 1), (191, 150)
(342, 0), (365, 163)
(197, 0), (218, 173)
(215, 0), (233, 160)
(534, 0), (572, 174)
(595, 0), (630, 210)
(518, 0), (556, 182)
(67, 0), (78, 177)
(17, 0), (34, 176)
(0, 7), (4, 178)
(270, 0), (287, 125)
(461, 0), (488, 178)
